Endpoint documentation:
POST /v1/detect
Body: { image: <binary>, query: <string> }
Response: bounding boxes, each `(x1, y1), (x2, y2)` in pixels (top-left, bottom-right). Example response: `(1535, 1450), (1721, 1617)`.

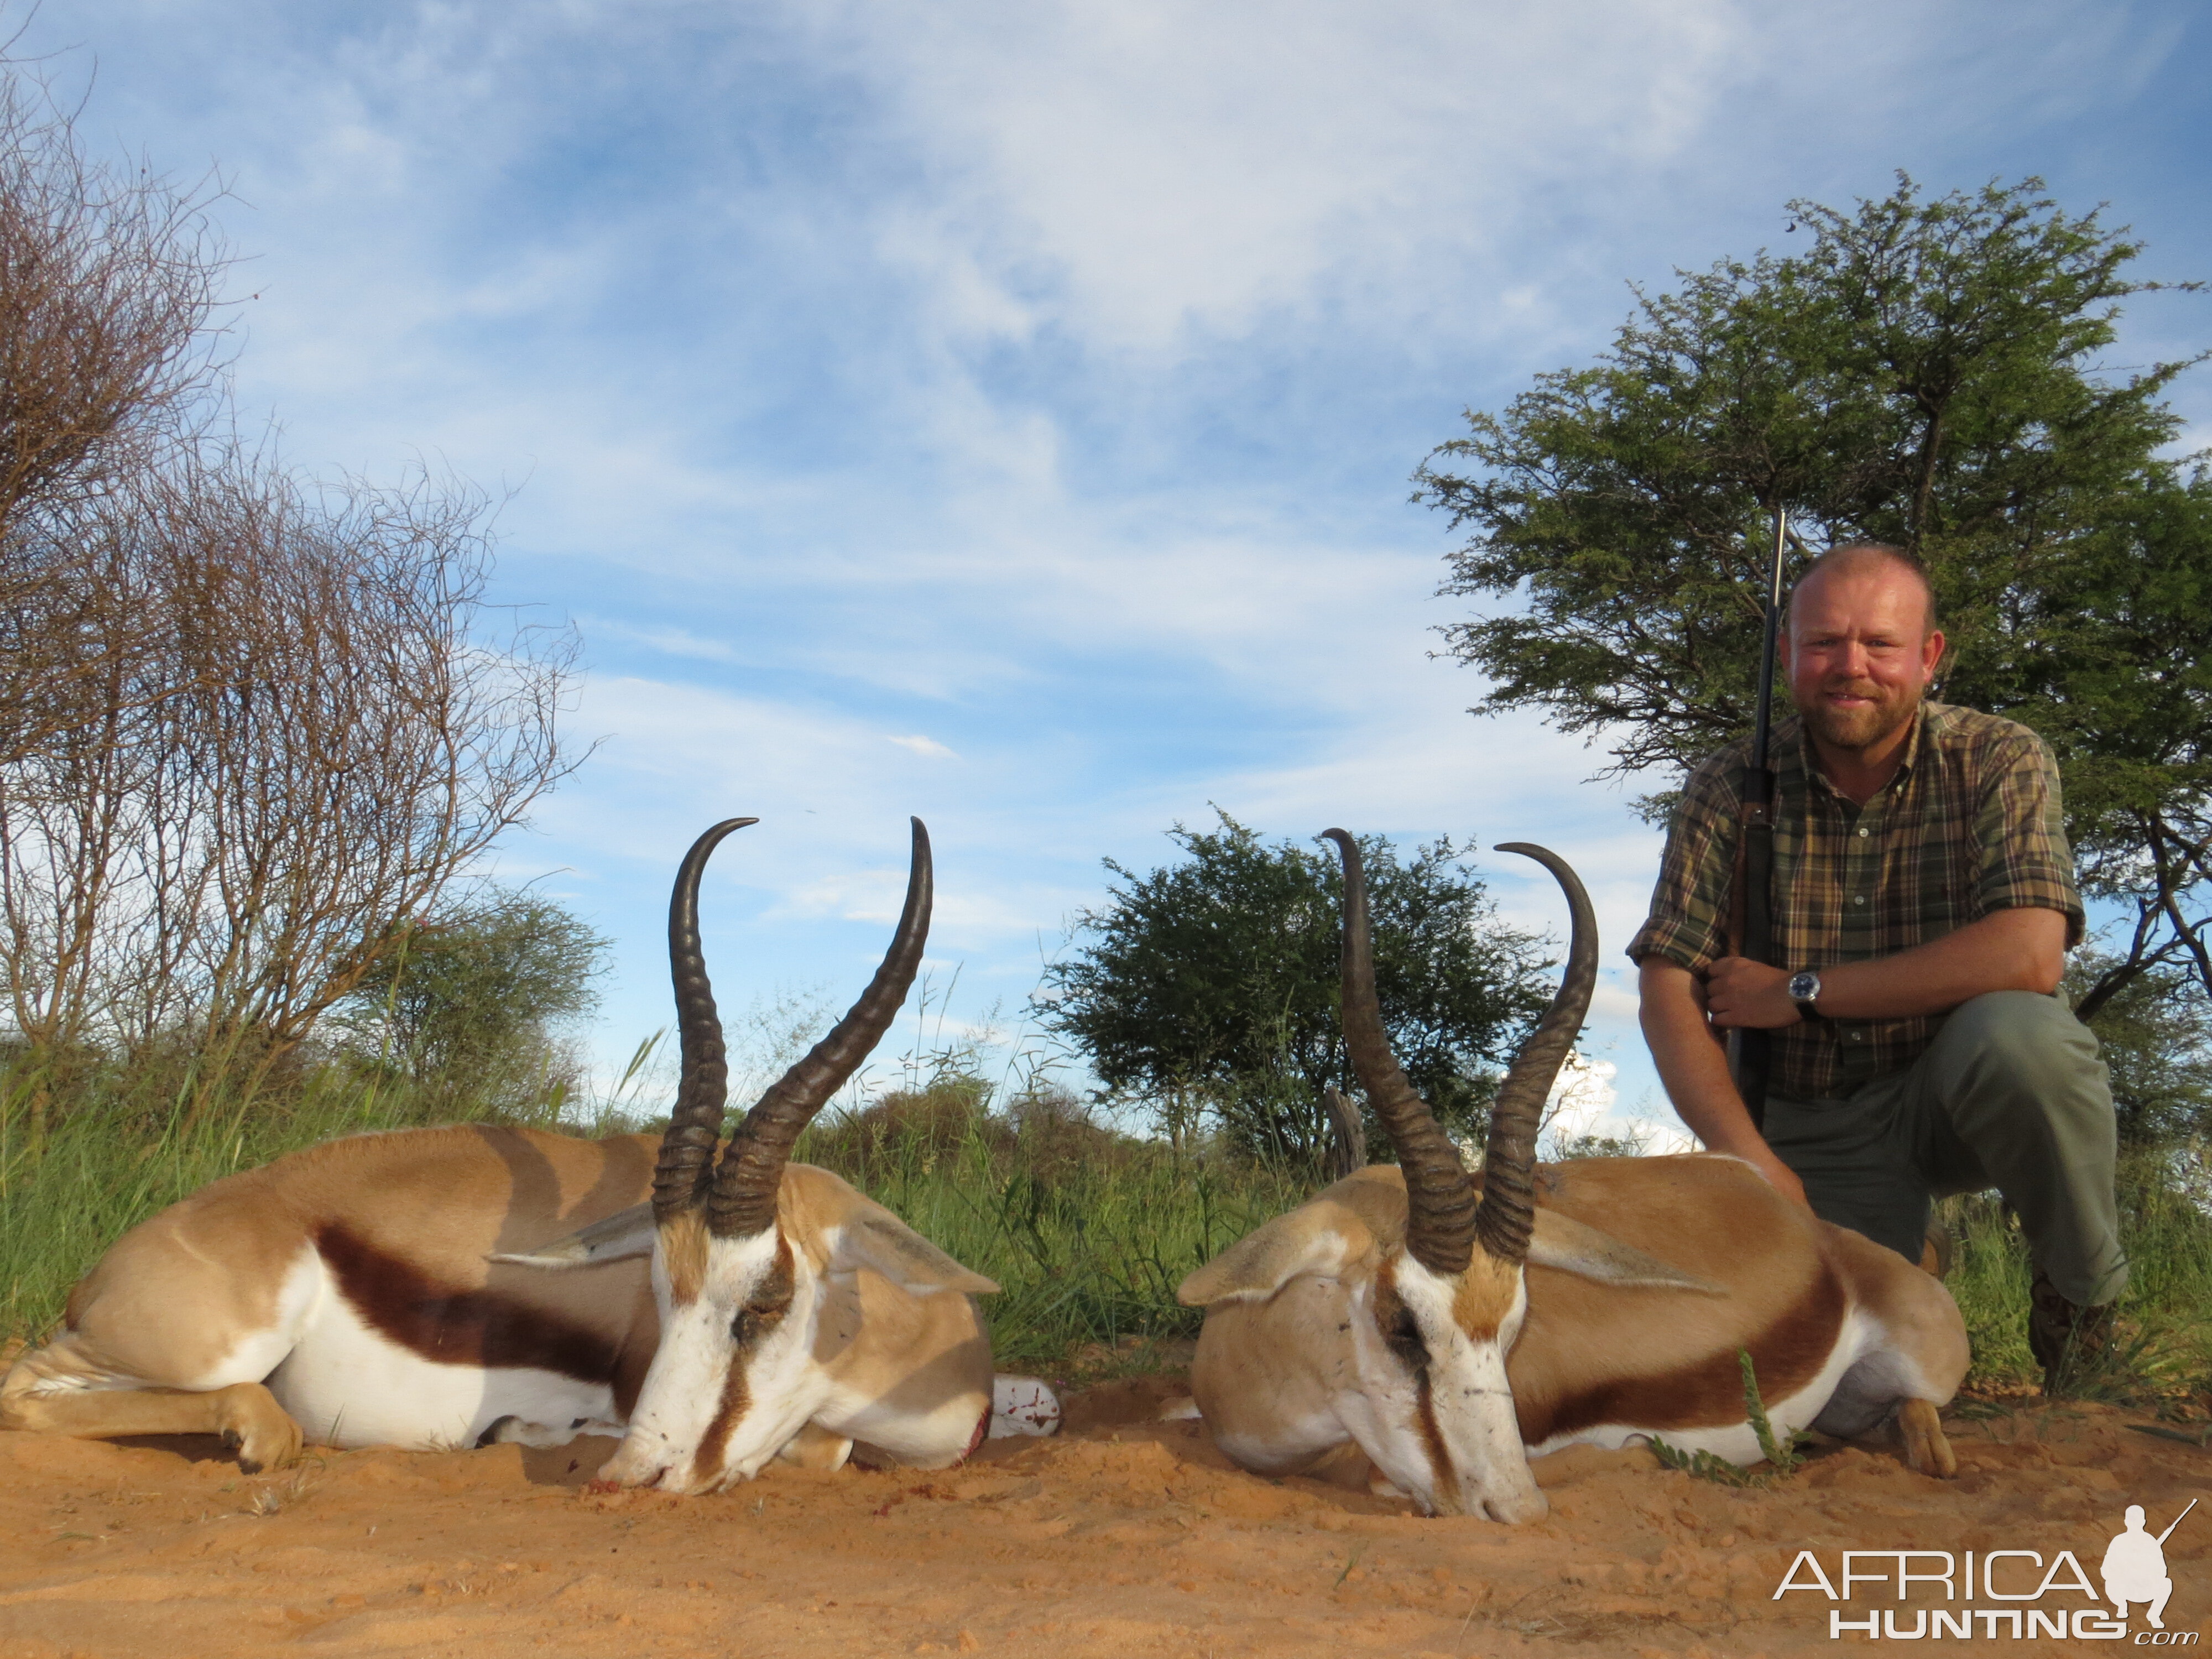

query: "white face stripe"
(606, 1225), (831, 1493)
(1357, 1256), (1545, 1522)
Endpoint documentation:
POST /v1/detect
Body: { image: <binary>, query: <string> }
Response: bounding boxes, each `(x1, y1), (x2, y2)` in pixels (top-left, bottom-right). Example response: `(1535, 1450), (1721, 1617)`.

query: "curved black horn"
(707, 818), (932, 1239)
(1477, 842), (1598, 1265)
(1324, 829), (1479, 1279)
(650, 817), (759, 1228)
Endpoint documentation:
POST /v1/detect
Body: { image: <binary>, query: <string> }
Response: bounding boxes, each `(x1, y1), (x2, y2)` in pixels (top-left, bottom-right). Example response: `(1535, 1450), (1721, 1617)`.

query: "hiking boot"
(2027, 1269), (2114, 1394)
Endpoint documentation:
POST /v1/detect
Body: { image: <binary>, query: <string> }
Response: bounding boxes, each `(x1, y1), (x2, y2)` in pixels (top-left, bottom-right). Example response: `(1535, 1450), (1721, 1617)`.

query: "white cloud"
(886, 734), (959, 760)
(1541, 1054), (1697, 1157)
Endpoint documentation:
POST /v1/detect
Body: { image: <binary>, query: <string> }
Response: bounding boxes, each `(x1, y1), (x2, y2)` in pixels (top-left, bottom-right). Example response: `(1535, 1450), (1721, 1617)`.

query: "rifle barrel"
(1750, 507), (1788, 773)
(1730, 507), (1791, 1125)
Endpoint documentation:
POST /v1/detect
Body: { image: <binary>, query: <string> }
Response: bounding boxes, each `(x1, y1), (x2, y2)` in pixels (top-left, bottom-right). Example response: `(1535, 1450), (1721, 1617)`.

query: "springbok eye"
(729, 1237), (798, 1344)
(1387, 1306), (1428, 1369)
(1372, 1279), (1429, 1374)
(730, 1297), (787, 1344)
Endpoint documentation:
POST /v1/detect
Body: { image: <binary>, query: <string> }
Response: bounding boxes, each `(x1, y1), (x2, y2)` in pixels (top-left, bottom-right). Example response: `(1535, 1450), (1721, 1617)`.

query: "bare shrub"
(0, 65), (226, 771)
(0, 448), (582, 1125)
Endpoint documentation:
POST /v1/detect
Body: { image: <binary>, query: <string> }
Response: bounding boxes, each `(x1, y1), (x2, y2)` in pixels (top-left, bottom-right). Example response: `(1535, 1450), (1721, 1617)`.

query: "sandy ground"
(2, 1377), (2206, 1659)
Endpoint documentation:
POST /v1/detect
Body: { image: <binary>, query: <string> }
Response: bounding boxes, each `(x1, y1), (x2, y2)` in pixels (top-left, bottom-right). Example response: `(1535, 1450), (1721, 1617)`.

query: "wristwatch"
(1787, 969), (1823, 1022)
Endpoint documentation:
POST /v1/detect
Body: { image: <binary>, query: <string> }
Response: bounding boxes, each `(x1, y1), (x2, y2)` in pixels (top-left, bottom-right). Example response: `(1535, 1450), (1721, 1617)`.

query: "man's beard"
(1801, 677), (1923, 754)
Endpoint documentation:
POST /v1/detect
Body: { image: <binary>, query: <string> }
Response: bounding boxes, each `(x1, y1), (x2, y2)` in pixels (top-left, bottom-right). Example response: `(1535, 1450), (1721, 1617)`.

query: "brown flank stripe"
(316, 1223), (624, 1384)
(1514, 1259), (1848, 1446)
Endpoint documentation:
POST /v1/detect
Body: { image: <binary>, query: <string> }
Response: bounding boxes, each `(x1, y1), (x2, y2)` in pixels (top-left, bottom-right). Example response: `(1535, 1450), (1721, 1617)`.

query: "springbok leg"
(1, 1380), (304, 1471)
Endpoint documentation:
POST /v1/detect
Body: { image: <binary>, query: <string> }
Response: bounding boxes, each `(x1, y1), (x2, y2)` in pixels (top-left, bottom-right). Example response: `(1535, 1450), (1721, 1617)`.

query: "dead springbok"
(2, 818), (1059, 1489)
(1177, 831), (1966, 1521)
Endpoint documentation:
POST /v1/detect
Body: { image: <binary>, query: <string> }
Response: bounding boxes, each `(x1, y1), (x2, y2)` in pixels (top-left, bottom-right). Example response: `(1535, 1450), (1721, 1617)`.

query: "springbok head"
(1181, 832), (1710, 1520)
(583, 817), (990, 1494)
(1343, 832), (1602, 1517)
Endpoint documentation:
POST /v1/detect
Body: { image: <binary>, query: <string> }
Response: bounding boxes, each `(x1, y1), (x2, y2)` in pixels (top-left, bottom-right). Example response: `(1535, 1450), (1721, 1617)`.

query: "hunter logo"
(1773, 1500), (2198, 1642)
(2106, 1503), (2194, 1634)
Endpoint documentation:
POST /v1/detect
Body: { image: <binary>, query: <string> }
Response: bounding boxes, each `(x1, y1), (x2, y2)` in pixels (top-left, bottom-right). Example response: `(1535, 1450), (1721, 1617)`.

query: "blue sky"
(37, 0), (2212, 1134)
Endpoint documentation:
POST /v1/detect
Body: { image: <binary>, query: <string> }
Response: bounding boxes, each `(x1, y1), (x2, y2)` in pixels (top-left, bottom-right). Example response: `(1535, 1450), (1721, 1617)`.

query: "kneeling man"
(1628, 542), (2125, 1391)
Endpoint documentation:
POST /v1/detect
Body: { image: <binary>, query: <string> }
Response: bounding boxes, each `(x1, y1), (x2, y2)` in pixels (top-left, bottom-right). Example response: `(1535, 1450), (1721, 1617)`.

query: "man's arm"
(1638, 957), (1808, 1207)
(1704, 905), (2067, 1029)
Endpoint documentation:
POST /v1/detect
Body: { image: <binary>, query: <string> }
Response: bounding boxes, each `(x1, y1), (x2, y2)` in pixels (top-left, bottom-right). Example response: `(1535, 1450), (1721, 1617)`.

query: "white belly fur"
(265, 1255), (614, 1451)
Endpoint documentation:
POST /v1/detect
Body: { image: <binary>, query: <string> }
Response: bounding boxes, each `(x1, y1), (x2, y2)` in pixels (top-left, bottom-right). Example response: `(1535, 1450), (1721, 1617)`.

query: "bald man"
(1629, 542), (2126, 1392)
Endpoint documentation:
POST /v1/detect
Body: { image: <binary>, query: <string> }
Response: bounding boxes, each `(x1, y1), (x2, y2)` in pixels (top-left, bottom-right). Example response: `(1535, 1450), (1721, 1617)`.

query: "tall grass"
(1942, 1145), (2212, 1397)
(797, 1085), (1310, 1373)
(0, 1055), (604, 1343)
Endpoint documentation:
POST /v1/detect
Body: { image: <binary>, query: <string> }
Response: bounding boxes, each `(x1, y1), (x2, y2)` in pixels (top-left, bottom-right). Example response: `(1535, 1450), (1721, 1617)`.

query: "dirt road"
(2, 1378), (2205, 1658)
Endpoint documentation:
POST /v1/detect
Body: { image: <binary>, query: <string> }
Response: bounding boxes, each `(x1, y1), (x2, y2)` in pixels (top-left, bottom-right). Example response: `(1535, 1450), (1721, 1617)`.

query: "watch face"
(1788, 972), (1819, 1001)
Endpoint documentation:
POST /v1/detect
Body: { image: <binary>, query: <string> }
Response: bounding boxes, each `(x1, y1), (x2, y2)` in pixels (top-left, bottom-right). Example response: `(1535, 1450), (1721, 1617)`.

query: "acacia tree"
(1416, 176), (2210, 1027)
(1037, 812), (1551, 1166)
(333, 885), (608, 1115)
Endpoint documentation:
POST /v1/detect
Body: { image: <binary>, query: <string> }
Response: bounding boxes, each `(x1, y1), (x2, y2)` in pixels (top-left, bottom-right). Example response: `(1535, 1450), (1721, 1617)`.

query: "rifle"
(1726, 507), (1790, 1129)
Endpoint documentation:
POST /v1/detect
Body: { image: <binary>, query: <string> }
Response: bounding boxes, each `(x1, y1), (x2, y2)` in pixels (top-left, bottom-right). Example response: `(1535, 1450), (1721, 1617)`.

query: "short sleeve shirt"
(1626, 702), (2084, 1100)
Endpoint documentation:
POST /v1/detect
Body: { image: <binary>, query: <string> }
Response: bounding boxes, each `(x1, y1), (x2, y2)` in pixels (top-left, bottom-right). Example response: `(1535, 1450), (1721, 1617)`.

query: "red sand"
(2, 1378), (2204, 1658)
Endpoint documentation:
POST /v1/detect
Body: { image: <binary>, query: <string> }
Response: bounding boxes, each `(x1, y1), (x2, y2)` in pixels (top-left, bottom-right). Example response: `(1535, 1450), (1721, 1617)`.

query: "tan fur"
(1451, 1253), (1524, 1341)
(1896, 1397), (1955, 1477)
(777, 1421), (856, 1470)
(1, 1128), (997, 1474)
(658, 1209), (711, 1306)
(1, 1381), (302, 1472)
(1188, 1156), (1966, 1490)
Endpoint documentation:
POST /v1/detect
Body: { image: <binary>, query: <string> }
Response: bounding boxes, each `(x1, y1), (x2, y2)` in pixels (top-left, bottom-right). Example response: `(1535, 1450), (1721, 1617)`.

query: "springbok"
(2, 818), (1059, 1489)
(1177, 831), (1966, 1522)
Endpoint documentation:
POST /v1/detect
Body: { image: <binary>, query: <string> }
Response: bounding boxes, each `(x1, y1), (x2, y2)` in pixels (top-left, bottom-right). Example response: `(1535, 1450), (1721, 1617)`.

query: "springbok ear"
(1177, 1203), (1376, 1307)
(831, 1204), (999, 1297)
(489, 1203), (656, 1269)
(1526, 1209), (1726, 1294)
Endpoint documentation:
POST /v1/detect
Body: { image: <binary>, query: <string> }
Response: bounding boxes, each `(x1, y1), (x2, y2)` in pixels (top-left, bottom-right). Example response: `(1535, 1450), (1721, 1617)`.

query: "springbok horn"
(650, 817), (759, 1229)
(1475, 842), (1598, 1266)
(707, 818), (932, 1239)
(1323, 829), (1479, 1279)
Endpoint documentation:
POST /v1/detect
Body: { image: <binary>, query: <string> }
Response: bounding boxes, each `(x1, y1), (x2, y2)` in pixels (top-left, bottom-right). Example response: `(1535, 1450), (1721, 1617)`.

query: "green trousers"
(1762, 990), (2128, 1308)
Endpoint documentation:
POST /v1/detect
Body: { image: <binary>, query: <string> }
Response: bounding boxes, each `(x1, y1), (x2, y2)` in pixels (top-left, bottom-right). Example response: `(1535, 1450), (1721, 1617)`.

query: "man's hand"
(1736, 1144), (1809, 1208)
(1703, 955), (1802, 1030)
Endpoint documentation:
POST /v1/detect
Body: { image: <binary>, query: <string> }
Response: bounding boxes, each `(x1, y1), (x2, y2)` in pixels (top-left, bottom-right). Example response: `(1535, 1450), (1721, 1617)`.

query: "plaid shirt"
(1627, 701), (2085, 1100)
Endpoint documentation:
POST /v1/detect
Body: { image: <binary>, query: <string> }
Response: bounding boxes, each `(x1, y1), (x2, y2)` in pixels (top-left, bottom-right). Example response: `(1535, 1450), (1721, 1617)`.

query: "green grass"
(795, 1091), (1308, 1373)
(1941, 1146), (2212, 1401)
(0, 1056), (597, 1344)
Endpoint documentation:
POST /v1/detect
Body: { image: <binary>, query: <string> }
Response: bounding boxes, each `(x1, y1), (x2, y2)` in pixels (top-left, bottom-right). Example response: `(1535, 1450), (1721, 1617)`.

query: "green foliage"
(1648, 1350), (1809, 1485)
(333, 885), (608, 1112)
(1741, 1349), (1810, 1475)
(1036, 810), (1551, 1166)
(2065, 956), (2212, 1148)
(797, 1078), (1310, 1373)
(1417, 175), (2212, 1023)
